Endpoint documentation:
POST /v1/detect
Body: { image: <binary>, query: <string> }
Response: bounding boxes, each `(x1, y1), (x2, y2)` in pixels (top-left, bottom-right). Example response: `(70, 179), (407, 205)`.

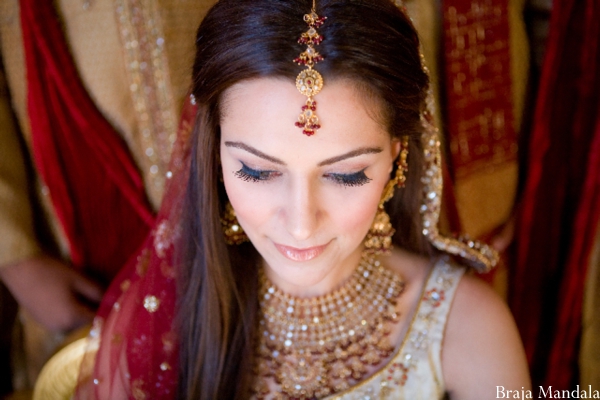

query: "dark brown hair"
(177, 0), (430, 398)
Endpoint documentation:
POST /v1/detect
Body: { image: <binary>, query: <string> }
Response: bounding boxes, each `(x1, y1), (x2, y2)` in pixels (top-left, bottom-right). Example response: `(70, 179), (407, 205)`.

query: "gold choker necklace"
(252, 255), (405, 399)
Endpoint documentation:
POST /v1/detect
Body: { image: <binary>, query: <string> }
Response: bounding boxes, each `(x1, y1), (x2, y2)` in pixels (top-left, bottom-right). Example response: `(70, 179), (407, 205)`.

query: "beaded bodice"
(326, 256), (465, 400)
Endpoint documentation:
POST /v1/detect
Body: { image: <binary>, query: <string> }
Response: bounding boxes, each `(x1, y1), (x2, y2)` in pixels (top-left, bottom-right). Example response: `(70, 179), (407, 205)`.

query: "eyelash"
(324, 169), (372, 187)
(234, 163), (372, 187)
(234, 163), (277, 182)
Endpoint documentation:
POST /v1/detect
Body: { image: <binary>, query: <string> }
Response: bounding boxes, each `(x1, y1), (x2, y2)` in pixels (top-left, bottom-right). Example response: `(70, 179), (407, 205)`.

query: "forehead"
(219, 78), (390, 160)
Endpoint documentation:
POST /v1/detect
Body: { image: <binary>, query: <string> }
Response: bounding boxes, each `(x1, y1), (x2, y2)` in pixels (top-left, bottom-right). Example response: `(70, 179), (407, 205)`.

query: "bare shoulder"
(442, 273), (531, 399)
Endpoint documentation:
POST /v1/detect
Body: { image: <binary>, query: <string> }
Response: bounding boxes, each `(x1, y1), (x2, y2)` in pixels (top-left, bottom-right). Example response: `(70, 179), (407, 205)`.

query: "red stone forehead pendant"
(293, 0), (326, 136)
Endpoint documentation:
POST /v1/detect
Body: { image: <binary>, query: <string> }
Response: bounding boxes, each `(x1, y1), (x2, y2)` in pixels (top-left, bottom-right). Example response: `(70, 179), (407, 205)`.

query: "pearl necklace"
(252, 255), (405, 399)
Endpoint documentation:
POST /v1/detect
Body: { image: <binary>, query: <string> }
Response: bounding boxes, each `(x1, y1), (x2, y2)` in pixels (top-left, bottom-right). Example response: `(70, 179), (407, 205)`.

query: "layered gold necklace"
(252, 255), (405, 399)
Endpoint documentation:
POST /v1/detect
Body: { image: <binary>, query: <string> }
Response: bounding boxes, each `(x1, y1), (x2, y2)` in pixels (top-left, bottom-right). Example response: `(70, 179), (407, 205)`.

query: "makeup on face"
(219, 78), (399, 296)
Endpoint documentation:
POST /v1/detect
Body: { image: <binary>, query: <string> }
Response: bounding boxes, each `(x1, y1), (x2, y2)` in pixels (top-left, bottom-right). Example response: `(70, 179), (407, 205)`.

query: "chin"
(260, 243), (359, 296)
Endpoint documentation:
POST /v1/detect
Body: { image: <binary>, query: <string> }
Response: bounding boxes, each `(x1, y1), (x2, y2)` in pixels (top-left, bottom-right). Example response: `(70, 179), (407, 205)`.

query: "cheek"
(326, 185), (382, 241)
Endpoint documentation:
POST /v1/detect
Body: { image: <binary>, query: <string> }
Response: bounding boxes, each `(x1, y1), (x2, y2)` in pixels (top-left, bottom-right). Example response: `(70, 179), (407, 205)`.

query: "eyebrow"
(224, 141), (285, 164)
(224, 141), (382, 166)
(318, 147), (383, 166)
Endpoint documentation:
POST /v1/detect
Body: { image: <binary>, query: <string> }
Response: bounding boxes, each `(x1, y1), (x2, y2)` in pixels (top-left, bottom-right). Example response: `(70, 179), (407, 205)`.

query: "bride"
(35, 0), (531, 398)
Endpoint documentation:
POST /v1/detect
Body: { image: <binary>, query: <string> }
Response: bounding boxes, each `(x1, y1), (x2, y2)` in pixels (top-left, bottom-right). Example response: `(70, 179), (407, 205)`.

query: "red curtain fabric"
(441, 0), (516, 181)
(510, 0), (600, 388)
(20, 0), (155, 284)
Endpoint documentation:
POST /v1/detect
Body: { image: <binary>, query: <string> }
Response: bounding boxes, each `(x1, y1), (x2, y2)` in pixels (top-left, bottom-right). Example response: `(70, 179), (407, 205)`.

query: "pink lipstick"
(274, 242), (329, 262)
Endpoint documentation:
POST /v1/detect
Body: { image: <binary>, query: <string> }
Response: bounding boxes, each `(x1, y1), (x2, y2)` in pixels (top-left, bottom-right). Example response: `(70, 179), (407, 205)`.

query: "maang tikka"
(364, 136), (409, 255)
(294, 0), (326, 136)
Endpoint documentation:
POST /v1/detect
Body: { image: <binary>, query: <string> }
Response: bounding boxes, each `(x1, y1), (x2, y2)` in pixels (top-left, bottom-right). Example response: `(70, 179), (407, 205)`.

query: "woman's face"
(220, 78), (399, 296)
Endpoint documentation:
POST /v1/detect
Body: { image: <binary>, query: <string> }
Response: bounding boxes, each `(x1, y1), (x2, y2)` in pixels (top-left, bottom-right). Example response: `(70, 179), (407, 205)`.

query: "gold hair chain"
(294, 0), (326, 136)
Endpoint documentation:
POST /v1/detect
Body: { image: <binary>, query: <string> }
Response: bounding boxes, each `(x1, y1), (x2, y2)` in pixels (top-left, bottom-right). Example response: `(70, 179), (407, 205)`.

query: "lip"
(274, 242), (330, 262)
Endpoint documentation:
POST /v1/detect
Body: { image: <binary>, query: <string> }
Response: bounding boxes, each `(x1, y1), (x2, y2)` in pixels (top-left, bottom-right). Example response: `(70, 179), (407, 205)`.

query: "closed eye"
(234, 162), (280, 182)
(324, 169), (372, 187)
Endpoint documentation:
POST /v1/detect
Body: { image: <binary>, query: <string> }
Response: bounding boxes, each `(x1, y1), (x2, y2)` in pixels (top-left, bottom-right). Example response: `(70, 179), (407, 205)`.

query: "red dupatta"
(73, 92), (197, 400)
(20, 0), (155, 283)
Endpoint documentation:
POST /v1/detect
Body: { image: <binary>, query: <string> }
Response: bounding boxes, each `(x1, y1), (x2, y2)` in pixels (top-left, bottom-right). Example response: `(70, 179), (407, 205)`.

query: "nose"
(283, 177), (321, 242)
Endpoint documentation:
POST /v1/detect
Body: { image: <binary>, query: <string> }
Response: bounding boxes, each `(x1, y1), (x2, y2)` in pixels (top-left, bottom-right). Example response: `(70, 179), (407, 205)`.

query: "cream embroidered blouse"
(327, 257), (465, 400)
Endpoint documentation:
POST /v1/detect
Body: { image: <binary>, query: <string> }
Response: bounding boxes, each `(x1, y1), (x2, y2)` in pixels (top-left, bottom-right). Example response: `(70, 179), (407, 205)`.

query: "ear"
(388, 138), (401, 174)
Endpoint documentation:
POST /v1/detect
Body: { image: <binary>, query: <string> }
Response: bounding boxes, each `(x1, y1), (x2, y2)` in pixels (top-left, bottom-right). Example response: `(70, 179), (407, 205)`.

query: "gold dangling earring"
(221, 202), (249, 245)
(364, 136), (409, 255)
